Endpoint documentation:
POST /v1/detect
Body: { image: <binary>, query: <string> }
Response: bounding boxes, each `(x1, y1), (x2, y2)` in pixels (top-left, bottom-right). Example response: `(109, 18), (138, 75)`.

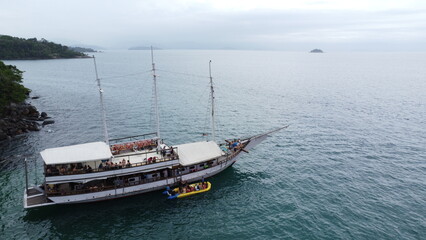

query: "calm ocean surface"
(1, 50), (425, 239)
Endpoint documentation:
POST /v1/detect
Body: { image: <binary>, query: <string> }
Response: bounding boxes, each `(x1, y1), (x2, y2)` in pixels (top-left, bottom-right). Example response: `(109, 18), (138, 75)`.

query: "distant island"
(310, 49), (324, 53)
(69, 46), (97, 53)
(129, 46), (161, 50)
(0, 35), (90, 60)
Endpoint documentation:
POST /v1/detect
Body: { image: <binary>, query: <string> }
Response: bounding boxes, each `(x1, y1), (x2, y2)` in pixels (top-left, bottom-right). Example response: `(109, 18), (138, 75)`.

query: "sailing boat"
(23, 50), (288, 208)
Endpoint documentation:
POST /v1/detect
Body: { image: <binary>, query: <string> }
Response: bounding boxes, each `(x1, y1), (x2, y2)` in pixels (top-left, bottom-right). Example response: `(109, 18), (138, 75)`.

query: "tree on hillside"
(0, 61), (30, 116)
(0, 35), (87, 60)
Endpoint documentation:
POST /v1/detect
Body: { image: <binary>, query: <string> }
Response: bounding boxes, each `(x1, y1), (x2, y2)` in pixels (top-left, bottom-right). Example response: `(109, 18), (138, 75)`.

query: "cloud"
(0, 0), (425, 51)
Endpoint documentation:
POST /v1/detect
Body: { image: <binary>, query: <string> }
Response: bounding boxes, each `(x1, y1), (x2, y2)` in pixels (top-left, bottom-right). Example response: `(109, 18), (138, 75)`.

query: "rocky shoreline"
(0, 101), (54, 141)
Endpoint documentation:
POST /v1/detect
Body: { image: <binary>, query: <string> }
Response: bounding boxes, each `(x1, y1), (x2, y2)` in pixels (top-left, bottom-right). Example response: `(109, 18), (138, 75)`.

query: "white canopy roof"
(176, 141), (224, 166)
(41, 142), (112, 165)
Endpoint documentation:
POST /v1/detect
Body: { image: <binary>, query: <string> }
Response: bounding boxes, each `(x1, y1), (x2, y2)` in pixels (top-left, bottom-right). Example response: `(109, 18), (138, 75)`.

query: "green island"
(310, 48), (324, 53)
(69, 46), (97, 53)
(0, 60), (52, 140)
(0, 35), (89, 60)
(0, 61), (29, 112)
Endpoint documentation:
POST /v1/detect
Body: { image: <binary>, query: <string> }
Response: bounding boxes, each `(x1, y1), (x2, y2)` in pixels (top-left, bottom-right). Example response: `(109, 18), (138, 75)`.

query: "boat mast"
(24, 158), (28, 194)
(151, 46), (160, 139)
(209, 60), (215, 142)
(93, 56), (110, 145)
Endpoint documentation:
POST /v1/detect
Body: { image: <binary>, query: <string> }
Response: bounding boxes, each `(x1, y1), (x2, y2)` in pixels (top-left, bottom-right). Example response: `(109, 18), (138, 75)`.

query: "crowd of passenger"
(179, 182), (208, 193)
(47, 169), (167, 196)
(159, 145), (175, 157)
(228, 139), (242, 151)
(46, 147), (179, 176)
(98, 159), (131, 170)
(110, 139), (157, 155)
(46, 163), (93, 176)
(167, 181), (209, 196)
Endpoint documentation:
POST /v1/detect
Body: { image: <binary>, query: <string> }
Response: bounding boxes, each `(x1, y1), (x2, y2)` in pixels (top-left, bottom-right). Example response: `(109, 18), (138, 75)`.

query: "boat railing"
(224, 140), (249, 161)
(45, 149), (179, 177)
(109, 132), (157, 143)
(115, 145), (177, 158)
(46, 175), (167, 196)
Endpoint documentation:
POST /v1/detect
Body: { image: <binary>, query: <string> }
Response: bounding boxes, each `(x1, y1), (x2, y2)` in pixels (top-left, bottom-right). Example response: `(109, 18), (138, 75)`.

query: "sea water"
(0, 50), (425, 239)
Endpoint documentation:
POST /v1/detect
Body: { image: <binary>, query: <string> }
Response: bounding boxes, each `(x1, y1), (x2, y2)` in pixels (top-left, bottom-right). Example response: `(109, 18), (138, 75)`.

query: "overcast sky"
(1, 0), (425, 51)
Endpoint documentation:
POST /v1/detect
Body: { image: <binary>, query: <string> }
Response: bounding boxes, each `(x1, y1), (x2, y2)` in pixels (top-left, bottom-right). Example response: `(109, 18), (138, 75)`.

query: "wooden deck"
(27, 187), (43, 197)
(25, 187), (55, 208)
(26, 195), (53, 207)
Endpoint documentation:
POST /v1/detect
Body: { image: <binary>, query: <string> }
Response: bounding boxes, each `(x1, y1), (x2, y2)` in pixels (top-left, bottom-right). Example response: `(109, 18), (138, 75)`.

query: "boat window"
(199, 163), (205, 167)
(189, 166), (195, 169)
(152, 174), (157, 177)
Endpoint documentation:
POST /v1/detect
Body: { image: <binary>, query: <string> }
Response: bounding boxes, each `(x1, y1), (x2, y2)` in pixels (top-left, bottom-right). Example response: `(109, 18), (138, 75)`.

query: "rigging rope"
(156, 69), (210, 79)
(95, 66), (221, 139)
(99, 68), (215, 82)
(99, 70), (152, 80)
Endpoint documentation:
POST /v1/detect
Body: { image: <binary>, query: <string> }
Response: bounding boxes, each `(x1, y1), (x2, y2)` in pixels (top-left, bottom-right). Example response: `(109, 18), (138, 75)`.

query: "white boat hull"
(24, 126), (287, 209)
(25, 158), (238, 208)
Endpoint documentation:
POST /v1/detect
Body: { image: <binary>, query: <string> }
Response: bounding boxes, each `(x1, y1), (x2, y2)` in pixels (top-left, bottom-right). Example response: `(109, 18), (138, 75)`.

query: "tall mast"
(151, 46), (160, 139)
(93, 56), (110, 145)
(209, 60), (216, 142)
(24, 158), (28, 194)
